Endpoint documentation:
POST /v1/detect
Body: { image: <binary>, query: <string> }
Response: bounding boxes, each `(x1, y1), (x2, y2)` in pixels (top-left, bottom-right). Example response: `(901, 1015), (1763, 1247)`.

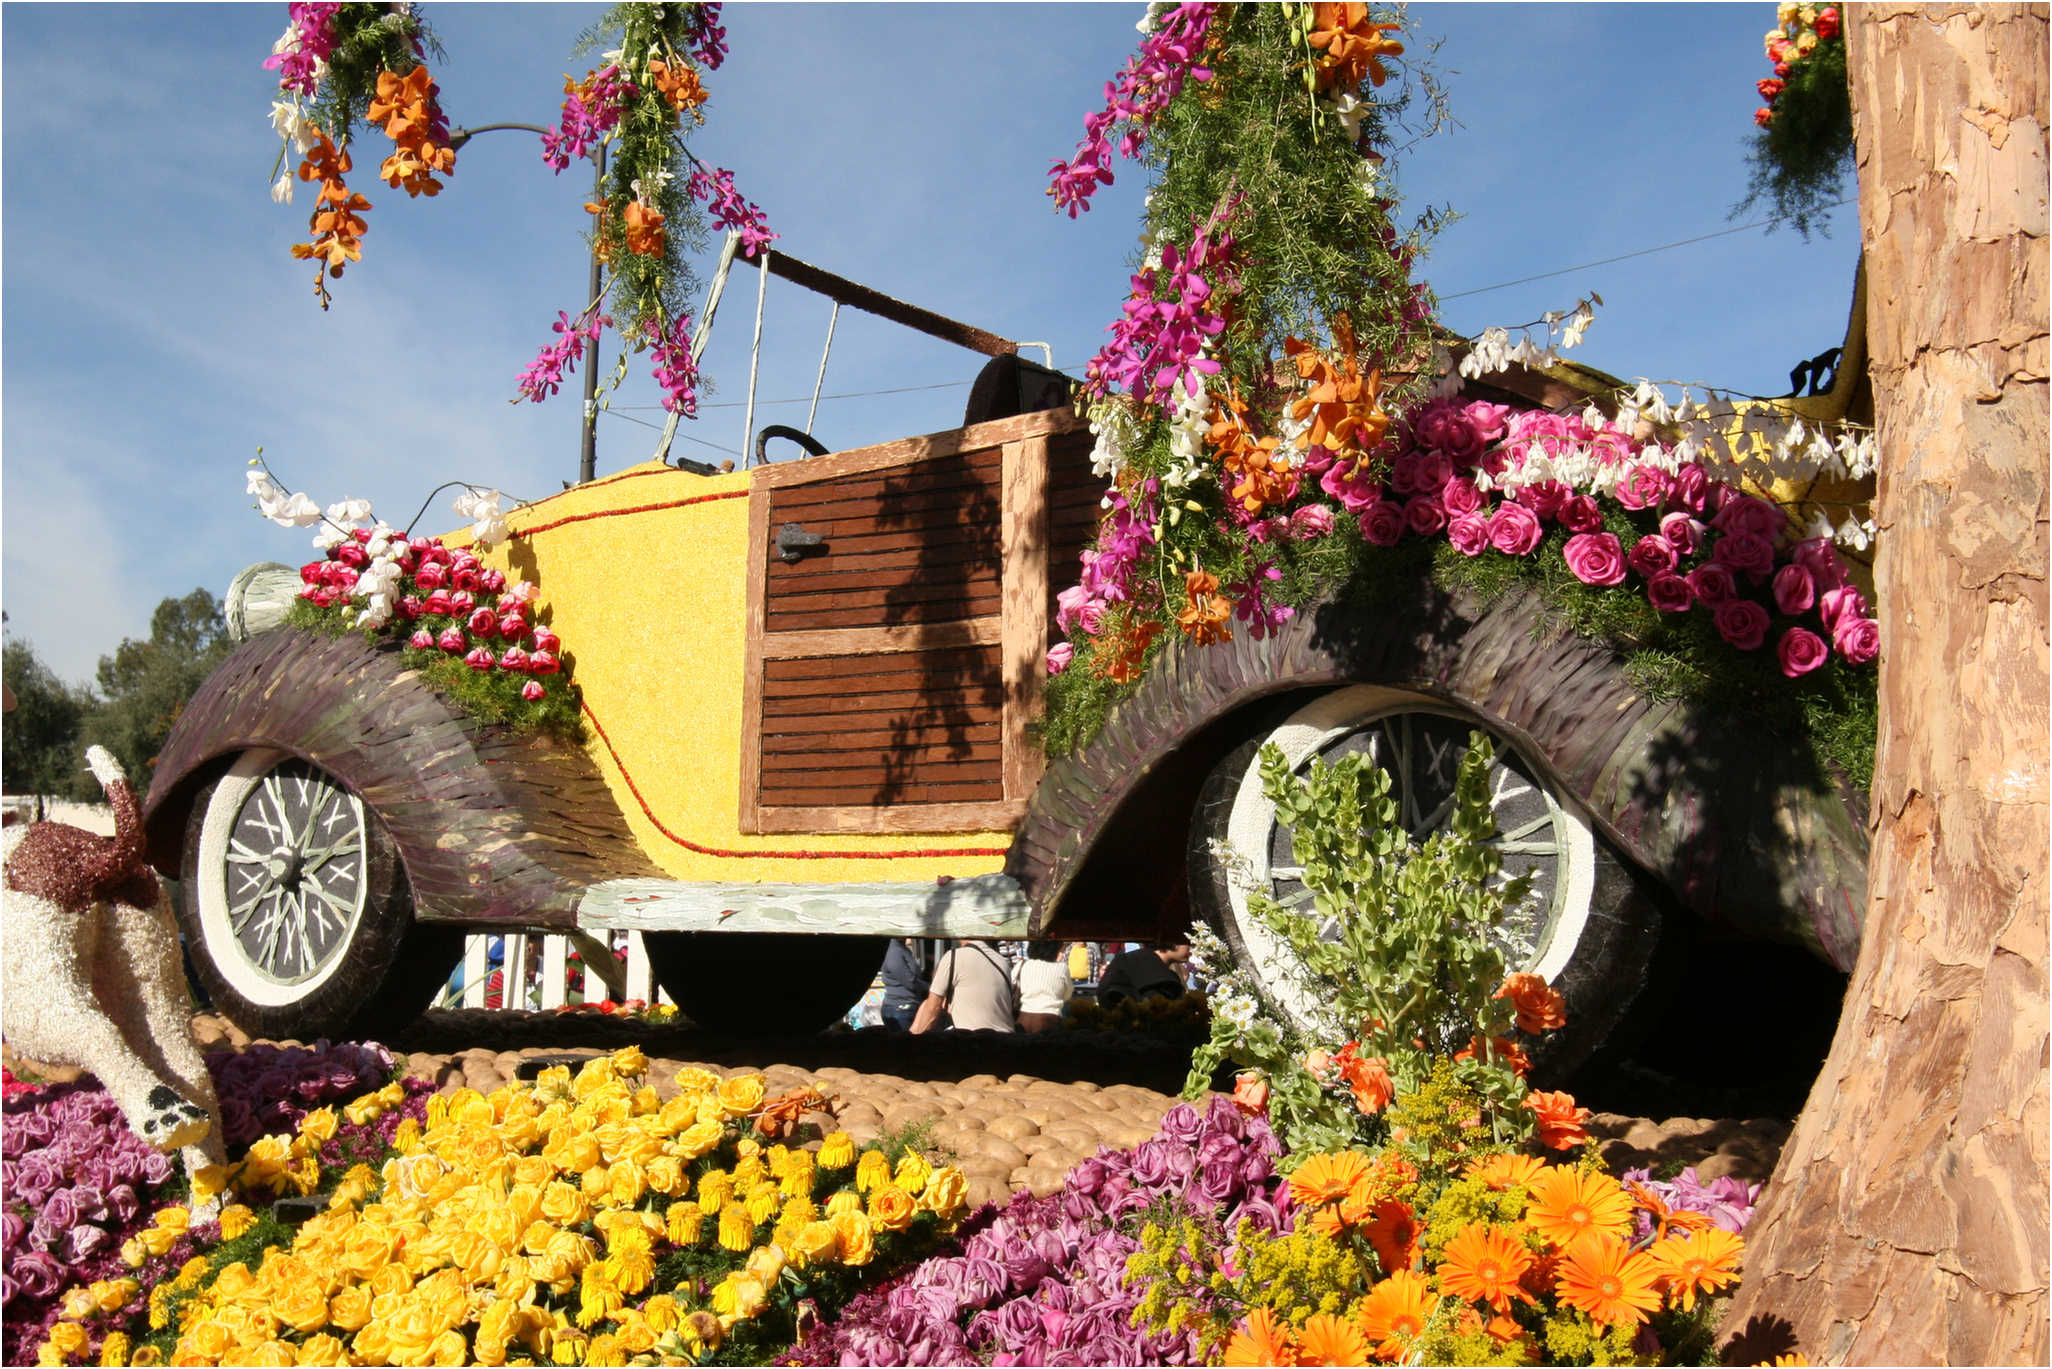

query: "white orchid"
(263, 491), (323, 528)
(325, 497), (374, 527)
(270, 173), (295, 205)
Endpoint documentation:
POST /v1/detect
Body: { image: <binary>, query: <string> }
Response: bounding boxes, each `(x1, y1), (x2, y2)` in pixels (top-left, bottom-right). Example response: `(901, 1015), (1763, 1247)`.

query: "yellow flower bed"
(48, 1050), (968, 1368)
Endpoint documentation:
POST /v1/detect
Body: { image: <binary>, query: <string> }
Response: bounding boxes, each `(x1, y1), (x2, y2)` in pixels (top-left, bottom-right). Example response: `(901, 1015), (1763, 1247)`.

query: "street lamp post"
(448, 123), (607, 486)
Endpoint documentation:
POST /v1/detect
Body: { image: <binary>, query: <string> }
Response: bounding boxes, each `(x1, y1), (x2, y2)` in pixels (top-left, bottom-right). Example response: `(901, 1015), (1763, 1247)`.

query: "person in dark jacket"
(879, 938), (929, 1031)
(1094, 941), (1191, 1007)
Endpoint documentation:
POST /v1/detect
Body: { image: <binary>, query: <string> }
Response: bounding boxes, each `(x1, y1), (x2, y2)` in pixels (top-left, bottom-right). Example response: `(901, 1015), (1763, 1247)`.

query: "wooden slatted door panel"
(740, 407), (1089, 835)
(1044, 426), (1105, 640)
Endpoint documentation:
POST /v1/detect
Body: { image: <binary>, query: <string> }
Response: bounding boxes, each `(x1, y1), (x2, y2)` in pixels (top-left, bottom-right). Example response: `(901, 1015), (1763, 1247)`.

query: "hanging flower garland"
(262, 2), (770, 419)
(1734, 2), (1852, 236)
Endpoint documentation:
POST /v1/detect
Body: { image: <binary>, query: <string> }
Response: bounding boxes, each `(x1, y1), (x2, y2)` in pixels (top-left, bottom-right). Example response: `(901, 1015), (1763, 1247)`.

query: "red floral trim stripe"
(579, 700), (1011, 861)
(510, 488), (749, 540)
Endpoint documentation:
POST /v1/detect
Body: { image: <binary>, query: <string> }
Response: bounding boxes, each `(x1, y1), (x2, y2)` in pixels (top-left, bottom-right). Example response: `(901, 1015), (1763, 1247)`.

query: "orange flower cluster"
(1207, 385), (1297, 516)
(1305, 2), (1406, 90)
(289, 131), (371, 308)
(1332, 1042), (1395, 1115)
(368, 66), (456, 198)
(1286, 1149), (1420, 1252)
(1224, 1304), (1386, 1367)
(647, 58), (708, 118)
(1453, 1034), (1532, 1078)
(1495, 971), (1567, 1034)
(1523, 1088), (1592, 1150)
(1177, 568), (1233, 646)
(1285, 321), (1391, 466)
(1091, 618), (1161, 685)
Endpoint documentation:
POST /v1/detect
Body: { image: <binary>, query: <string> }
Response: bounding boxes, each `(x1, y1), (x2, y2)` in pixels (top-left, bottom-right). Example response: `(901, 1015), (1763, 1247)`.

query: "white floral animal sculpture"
(2, 746), (226, 1183)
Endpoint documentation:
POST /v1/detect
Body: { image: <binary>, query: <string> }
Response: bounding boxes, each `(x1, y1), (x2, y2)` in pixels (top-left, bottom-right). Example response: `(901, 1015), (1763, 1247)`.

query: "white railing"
(437, 930), (675, 1012)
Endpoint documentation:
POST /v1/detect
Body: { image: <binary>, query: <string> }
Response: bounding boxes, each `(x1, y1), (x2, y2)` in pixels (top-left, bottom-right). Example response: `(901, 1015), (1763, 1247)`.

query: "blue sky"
(1, 2), (1860, 685)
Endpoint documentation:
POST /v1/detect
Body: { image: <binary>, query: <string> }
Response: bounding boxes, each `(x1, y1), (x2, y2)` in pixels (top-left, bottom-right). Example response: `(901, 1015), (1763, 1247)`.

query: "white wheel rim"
(195, 749), (370, 1006)
(1220, 686), (1596, 1036)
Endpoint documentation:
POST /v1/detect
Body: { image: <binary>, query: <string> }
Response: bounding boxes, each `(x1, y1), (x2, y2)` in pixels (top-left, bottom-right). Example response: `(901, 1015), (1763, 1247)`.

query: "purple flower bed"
(1623, 1165), (1761, 1240)
(787, 1096), (1293, 1366)
(204, 1039), (399, 1148)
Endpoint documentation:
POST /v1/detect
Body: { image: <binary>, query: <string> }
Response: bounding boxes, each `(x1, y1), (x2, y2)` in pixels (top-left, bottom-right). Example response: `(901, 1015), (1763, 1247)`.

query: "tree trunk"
(1721, 6), (2048, 1364)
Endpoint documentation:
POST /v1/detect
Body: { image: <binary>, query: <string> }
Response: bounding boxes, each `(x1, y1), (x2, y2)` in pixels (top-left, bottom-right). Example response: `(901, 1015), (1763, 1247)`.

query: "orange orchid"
(1285, 321), (1391, 460)
(1208, 384), (1298, 516)
(1177, 569), (1233, 646)
(368, 66), (435, 138)
(622, 201), (668, 257)
(1495, 972), (1567, 1034)
(1523, 1089), (1592, 1151)
(1092, 620), (1160, 685)
(648, 58), (708, 117)
(1306, 3), (1406, 90)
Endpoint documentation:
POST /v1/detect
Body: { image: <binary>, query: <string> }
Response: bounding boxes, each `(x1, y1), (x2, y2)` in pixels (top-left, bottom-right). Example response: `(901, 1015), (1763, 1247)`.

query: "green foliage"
(306, 4), (445, 147)
(82, 589), (239, 784)
(1735, 35), (1853, 238)
(1186, 733), (1541, 1157)
(1, 625), (95, 801)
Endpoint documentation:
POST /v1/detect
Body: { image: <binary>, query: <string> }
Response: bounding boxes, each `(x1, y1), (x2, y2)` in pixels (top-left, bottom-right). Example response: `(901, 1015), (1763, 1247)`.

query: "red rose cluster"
(299, 534), (564, 702)
(1755, 6), (1841, 127)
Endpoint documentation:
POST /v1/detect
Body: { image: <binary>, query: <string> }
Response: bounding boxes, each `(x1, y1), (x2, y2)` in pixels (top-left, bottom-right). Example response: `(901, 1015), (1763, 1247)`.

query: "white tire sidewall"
(1220, 685), (1597, 1034)
(194, 748), (367, 1007)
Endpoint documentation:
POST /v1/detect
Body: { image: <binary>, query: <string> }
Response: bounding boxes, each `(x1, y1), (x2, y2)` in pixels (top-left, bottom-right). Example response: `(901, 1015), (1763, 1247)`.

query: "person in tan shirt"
(908, 940), (1017, 1033)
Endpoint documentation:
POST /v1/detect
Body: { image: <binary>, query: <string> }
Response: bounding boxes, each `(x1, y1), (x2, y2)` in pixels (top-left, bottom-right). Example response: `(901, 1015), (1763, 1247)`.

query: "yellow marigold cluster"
(140, 1051), (971, 1369)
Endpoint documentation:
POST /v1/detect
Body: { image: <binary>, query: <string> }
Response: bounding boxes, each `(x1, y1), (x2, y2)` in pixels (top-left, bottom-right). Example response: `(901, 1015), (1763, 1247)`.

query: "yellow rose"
(610, 1046), (648, 1078)
(616, 1313), (657, 1355)
(571, 1057), (618, 1098)
(548, 1128), (603, 1174)
(607, 1158), (647, 1207)
(369, 1263), (415, 1301)
(392, 1153), (449, 1202)
(671, 1067), (720, 1098)
(538, 1180), (592, 1228)
(717, 1205), (755, 1253)
(181, 1320), (231, 1363)
(868, 1184), (916, 1233)
(817, 1132), (856, 1169)
(61, 1287), (98, 1321)
(673, 1120), (724, 1161)
(246, 1340), (295, 1368)
(211, 1262), (256, 1301)
(382, 1298), (446, 1363)
(579, 1162), (612, 1198)
(293, 1332), (348, 1366)
(44, 1323), (88, 1358)
(717, 1075), (766, 1118)
(325, 1284), (373, 1333)
(349, 1321), (393, 1365)
(449, 1229), (504, 1284)
(829, 1210), (875, 1267)
(616, 1124), (664, 1167)
(273, 1281), (331, 1336)
(544, 1229), (598, 1278)
(745, 1244), (786, 1285)
(631, 1085), (661, 1117)
(644, 1155), (686, 1197)
(509, 1153), (554, 1189)
(712, 1272), (768, 1322)
(189, 1164), (233, 1207)
(472, 1302), (519, 1368)
(443, 1090), (490, 1128)
(338, 1225), (398, 1282)
(694, 1092), (725, 1127)
(97, 1331), (131, 1368)
(428, 1330), (468, 1367)
(789, 1220), (838, 1269)
(298, 1106), (341, 1145)
(921, 1165), (969, 1216)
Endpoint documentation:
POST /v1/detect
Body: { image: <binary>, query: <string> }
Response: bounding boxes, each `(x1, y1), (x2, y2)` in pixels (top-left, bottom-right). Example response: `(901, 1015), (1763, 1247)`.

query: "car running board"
(574, 873), (1031, 939)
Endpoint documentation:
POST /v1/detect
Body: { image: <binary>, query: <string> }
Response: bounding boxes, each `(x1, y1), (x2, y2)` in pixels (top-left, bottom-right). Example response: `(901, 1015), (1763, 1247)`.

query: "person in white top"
(1015, 941), (1074, 1033)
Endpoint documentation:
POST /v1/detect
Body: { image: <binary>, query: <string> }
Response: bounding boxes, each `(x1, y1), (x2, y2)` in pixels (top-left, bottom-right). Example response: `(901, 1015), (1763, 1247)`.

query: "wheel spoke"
(1496, 812), (1554, 842)
(1497, 839), (1560, 856)
(300, 836), (362, 876)
(1270, 865), (1305, 880)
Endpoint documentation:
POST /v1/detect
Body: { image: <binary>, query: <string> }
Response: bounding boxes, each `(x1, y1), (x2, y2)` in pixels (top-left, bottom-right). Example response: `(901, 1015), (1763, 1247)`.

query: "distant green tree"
(2, 617), (96, 802)
(79, 589), (236, 786)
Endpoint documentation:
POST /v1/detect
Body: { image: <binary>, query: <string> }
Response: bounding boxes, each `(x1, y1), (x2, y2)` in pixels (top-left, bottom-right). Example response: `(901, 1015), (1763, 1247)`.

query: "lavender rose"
(1562, 532), (1627, 586)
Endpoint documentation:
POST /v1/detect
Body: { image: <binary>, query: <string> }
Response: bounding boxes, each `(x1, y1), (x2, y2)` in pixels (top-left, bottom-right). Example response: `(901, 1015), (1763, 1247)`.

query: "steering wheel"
(755, 425), (830, 464)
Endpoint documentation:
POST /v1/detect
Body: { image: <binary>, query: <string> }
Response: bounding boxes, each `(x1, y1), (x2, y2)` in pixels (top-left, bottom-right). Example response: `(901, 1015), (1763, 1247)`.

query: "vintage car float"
(143, 255), (1874, 1063)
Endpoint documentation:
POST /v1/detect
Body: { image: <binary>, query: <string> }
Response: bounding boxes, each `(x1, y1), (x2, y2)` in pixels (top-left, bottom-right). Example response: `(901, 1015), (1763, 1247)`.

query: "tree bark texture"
(1723, 6), (2048, 1364)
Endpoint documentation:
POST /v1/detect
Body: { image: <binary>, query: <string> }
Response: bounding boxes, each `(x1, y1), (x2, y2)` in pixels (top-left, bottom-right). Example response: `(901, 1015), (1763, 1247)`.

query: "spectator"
(1095, 940), (1191, 1008)
(1066, 941), (1092, 984)
(879, 938), (929, 1031)
(1016, 942), (1074, 1033)
(909, 940), (1016, 1033)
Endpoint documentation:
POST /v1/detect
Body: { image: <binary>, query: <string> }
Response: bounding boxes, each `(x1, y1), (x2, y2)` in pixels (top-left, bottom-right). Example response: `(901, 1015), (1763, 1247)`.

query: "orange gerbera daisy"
(1468, 1152), (1546, 1193)
(1357, 1270), (1435, 1361)
(1297, 1312), (1371, 1367)
(1643, 1227), (1745, 1312)
(1437, 1223), (1536, 1313)
(1523, 1090), (1592, 1151)
(1362, 1199), (1420, 1275)
(1553, 1232), (1663, 1329)
(1494, 973), (1567, 1034)
(1288, 1151), (1373, 1210)
(1222, 1306), (1297, 1367)
(1523, 1166), (1633, 1250)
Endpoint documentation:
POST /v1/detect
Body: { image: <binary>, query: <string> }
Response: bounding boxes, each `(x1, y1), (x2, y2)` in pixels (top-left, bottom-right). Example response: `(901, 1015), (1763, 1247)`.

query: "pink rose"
(528, 650), (561, 675)
(412, 563), (447, 590)
(1667, 464), (1711, 514)
(1321, 459), (1381, 514)
(437, 627), (467, 653)
(1447, 512), (1492, 557)
(409, 629), (435, 650)
(521, 679), (546, 702)
(1588, 428), (1637, 468)
(1713, 598), (1770, 651)
(468, 607), (498, 637)
(1833, 615), (1879, 664)
(1289, 504), (1335, 540)
(499, 646), (531, 672)
(1626, 534), (1678, 579)
(1819, 585), (1869, 631)
(1440, 477), (1485, 518)
(1778, 626), (1828, 677)
(301, 562), (324, 585)
(1403, 495), (1448, 537)
(351, 527), (373, 543)
(410, 537), (441, 559)
(1360, 502), (1405, 547)
(1711, 531), (1777, 579)
(1646, 574), (1694, 614)
(1055, 584), (1091, 635)
(1077, 602), (1107, 636)
(396, 596), (423, 620)
(530, 627), (560, 655)
(1773, 564), (1816, 616)
(1489, 501), (1544, 556)
(480, 569), (507, 594)
(1686, 563), (1737, 606)
(1659, 512), (1706, 556)
(452, 566), (481, 593)
(449, 590), (476, 614)
(1246, 516), (1289, 544)
(334, 542), (368, 569)
(499, 614), (528, 641)
(1300, 443), (1336, 476)
(464, 646), (496, 671)
(1521, 481), (1569, 522)
(1410, 450), (1454, 495)
(1046, 642), (1073, 675)
(1562, 532), (1627, 586)
(1558, 494), (1603, 533)
(421, 589), (454, 616)
(1792, 538), (1848, 593)
(1713, 493), (1785, 542)
(1614, 464), (1671, 511)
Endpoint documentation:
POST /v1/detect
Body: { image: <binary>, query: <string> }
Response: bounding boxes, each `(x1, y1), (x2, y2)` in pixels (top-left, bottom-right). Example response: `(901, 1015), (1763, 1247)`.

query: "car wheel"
(1186, 685), (1661, 1078)
(644, 932), (888, 1034)
(179, 749), (459, 1041)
